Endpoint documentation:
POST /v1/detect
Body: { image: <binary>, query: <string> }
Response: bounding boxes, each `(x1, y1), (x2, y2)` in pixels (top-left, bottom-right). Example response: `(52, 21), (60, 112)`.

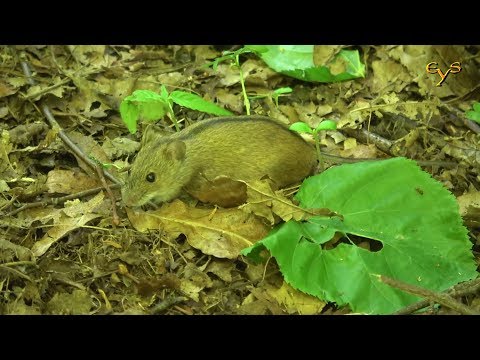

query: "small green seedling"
(249, 87), (293, 107)
(120, 86), (232, 134)
(290, 120), (337, 171)
(207, 47), (253, 115)
(466, 102), (480, 124)
(88, 155), (123, 170)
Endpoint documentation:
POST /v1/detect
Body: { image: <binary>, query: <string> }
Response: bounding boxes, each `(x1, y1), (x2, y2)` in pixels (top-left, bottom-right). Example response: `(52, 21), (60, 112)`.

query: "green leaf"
(120, 90), (169, 134)
(242, 157), (477, 314)
(289, 122), (313, 134)
(169, 91), (232, 116)
(474, 102), (480, 112)
(245, 45), (365, 83)
(273, 87), (293, 95)
(338, 50), (365, 78)
(315, 120), (337, 131)
(160, 85), (169, 100)
(466, 102), (480, 123)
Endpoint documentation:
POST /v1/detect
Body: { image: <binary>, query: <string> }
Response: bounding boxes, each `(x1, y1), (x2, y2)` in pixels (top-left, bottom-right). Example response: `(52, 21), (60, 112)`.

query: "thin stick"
(94, 164), (120, 226)
(20, 61), (121, 186)
(394, 278), (480, 315)
(42, 105), (120, 185)
(378, 275), (480, 315)
(5, 184), (121, 217)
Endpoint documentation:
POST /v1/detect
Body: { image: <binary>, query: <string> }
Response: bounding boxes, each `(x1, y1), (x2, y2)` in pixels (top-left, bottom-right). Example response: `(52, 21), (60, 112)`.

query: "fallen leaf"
(180, 263), (213, 301)
(126, 199), (270, 259)
(0, 81), (17, 98)
(240, 179), (332, 224)
(206, 259), (233, 282)
(215, 88), (244, 113)
(46, 169), (101, 194)
(217, 63), (241, 87)
(266, 282), (326, 315)
(46, 289), (92, 315)
(339, 143), (382, 159)
(458, 189), (480, 216)
(0, 107), (8, 118)
(31, 191), (105, 257)
(0, 130), (18, 179)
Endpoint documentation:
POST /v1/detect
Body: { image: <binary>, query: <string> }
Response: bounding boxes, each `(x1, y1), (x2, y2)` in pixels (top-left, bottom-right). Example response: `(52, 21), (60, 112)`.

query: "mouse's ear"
(164, 140), (186, 161)
(141, 124), (172, 146)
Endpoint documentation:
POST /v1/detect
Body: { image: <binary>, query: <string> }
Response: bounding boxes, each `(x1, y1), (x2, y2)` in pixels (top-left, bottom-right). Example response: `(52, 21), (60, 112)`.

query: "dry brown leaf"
(293, 102), (323, 126)
(46, 169), (101, 194)
(388, 45), (456, 98)
(31, 191), (105, 257)
(0, 239), (33, 261)
(241, 286), (285, 315)
(343, 137), (357, 150)
(0, 81), (17, 98)
(217, 63), (241, 87)
(265, 282), (326, 315)
(180, 263), (213, 301)
(101, 137), (140, 159)
(237, 293), (272, 315)
(215, 88), (244, 113)
(191, 46), (219, 61)
(24, 77), (73, 101)
(240, 179), (329, 224)
(370, 59), (410, 94)
(0, 107), (8, 119)
(457, 190), (480, 217)
(339, 143), (381, 159)
(242, 59), (281, 88)
(205, 259), (233, 282)
(126, 199), (270, 259)
(313, 46), (343, 67)
(0, 130), (17, 180)
(68, 45), (114, 68)
(45, 289), (92, 315)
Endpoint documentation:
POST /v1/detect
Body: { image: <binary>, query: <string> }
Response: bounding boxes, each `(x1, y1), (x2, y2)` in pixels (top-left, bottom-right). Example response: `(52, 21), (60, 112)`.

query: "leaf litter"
(0, 45), (479, 314)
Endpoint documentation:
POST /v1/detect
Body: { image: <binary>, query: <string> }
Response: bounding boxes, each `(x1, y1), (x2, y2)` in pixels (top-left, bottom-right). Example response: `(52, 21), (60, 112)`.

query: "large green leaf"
(245, 45), (365, 83)
(242, 157), (477, 314)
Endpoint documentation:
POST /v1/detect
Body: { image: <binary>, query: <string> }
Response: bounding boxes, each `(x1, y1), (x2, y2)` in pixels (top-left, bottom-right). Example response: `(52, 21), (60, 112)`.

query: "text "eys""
(426, 62), (462, 87)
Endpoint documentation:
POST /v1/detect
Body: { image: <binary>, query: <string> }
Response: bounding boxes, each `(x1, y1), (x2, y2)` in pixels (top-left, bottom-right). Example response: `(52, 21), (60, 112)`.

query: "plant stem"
(167, 100), (180, 131)
(236, 54), (250, 115)
(314, 131), (324, 171)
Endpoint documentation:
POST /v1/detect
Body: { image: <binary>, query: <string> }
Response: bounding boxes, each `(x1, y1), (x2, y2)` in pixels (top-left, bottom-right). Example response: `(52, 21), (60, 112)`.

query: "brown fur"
(121, 115), (317, 207)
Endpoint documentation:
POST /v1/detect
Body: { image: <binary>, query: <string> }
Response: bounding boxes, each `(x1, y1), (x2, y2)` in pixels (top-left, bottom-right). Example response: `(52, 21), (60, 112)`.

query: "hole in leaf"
(175, 234), (186, 245)
(323, 233), (383, 252)
(234, 260), (247, 272)
(90, 101), (101, 110)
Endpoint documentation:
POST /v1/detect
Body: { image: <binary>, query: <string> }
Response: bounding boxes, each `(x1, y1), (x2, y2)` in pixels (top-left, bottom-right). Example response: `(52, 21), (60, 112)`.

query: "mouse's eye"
(146, 172), (156, 182)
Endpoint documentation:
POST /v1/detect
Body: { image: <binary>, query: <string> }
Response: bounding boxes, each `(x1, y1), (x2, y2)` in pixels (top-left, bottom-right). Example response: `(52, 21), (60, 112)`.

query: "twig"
(394, 278), (480, 315)
(378, 275), (480, 315)
(94, 164), (120, 226)
(42, 105), (121, 185)
(319, 151), (459, 168)
(22, 77), (73, 100)
(0, 264), (33, 282)
(20, 61), (121, 186)
(342, 127), (393, 154)
(5, 184), (121, 217)
(150, 294), (188, 314)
